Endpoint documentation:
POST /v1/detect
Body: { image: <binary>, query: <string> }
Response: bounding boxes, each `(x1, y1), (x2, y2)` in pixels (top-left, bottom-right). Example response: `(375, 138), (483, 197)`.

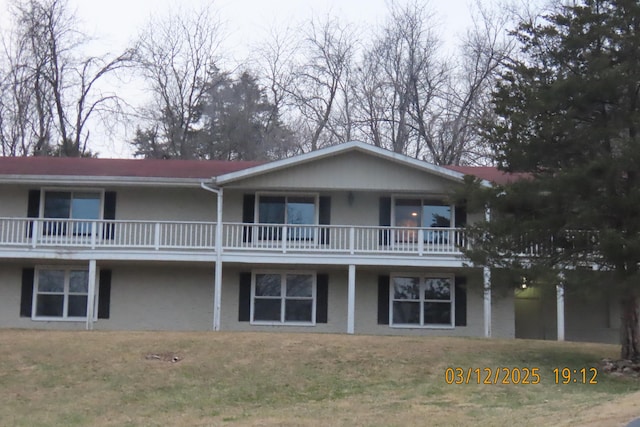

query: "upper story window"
(394, 198), (452, 228)
(394, 198), (453, 243)
(42, 191), (102, 235)
(258, 195), (317, 240)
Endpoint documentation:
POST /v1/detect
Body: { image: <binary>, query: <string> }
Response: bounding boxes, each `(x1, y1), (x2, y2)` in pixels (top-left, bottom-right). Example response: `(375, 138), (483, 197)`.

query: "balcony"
(0, 218), (469, 263)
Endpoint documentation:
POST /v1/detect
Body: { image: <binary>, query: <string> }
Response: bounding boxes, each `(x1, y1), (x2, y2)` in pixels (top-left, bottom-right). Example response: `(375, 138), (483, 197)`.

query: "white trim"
(388, 273), (456, 328)
(250, 270), (317, 326)
(0, 175), (206, 188)
(214, 141), (481, 186)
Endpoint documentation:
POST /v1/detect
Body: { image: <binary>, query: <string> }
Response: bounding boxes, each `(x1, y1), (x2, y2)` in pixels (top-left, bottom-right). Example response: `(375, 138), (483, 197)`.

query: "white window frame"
(250, 270), (317, 326)
(255, 192), (320, 225)
(391, 195), (456, 228)
(31, 266), (98, 322)
(389, 273), (455, 329)
(40, 188), (105, 220)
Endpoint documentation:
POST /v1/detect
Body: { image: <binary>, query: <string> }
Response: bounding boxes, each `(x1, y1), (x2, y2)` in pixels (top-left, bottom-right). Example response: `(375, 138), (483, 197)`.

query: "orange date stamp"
(444, 367), (541, 384)
(444, 367), (599, 384)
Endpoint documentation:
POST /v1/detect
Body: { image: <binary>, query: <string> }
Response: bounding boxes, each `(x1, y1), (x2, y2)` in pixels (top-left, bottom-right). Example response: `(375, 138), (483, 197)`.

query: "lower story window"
(252, 272), (315, 324)
(34, 268), (89, 319)
(391, 275), (453, 327)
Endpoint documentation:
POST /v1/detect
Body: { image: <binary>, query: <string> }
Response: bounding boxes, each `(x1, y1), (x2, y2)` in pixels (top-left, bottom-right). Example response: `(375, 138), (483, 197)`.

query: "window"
(252, 272), (316, 324)
(391, 275), (453, 327)
(258, 195), (316, 240)
(394, 198), (453, 243)
(42, 191), (102, 235)
(33, 268), (90, 319)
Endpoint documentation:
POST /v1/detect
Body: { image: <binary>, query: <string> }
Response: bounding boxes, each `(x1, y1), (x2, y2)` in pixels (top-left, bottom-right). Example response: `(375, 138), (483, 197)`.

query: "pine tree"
(465, 0), (640, 360)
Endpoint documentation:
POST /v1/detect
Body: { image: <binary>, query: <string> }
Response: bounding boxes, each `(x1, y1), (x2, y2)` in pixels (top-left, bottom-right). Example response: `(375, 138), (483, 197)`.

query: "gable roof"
(0, 143), (519, 187)
(214, 141), (484, 186)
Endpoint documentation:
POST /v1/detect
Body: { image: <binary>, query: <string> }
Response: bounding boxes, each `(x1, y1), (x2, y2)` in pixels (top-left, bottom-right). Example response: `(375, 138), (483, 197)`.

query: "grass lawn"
(1, 330), (639, 426)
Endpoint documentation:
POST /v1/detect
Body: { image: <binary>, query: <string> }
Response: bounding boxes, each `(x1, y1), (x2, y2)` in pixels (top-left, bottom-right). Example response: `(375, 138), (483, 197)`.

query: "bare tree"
(0, 0), (133, 157)
(132, 3), (224, 159)
(287, 15), (356, 151)
(353, 1), (444, 157)
(417, 2), (513, 165)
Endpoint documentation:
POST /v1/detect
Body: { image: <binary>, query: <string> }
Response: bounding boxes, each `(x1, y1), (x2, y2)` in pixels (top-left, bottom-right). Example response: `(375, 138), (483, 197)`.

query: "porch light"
(411, 212), (418, 217)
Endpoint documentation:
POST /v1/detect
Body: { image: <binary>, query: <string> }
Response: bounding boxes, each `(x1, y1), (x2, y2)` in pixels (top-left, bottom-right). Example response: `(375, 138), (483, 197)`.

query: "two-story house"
(0, 142), (620, 342)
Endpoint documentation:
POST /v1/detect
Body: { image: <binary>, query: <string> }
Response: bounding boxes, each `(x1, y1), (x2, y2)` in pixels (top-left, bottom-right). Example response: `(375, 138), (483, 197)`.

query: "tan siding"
(97, 264), (213, 331)
(116, 187), (216, 222)
(0, 185), (30, 217)
(224, 151), (457, 193)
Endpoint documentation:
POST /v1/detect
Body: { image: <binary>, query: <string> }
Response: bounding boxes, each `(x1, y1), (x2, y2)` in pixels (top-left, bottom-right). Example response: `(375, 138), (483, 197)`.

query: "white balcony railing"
(222, 223), (467, 255)
(0, 218), (216, 250)
(0, 218), (469, 256)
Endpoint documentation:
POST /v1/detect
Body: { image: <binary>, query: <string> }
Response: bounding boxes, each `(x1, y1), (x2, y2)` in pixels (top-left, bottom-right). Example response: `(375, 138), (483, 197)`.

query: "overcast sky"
(0, 0), (479, 157)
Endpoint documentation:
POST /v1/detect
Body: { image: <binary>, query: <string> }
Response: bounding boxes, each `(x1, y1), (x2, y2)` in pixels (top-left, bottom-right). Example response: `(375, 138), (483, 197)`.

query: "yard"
(1, 330), (639, 426)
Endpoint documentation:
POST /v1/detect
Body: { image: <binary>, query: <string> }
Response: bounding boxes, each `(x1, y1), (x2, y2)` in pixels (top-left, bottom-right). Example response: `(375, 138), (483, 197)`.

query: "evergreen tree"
(464, 0), (640, 360)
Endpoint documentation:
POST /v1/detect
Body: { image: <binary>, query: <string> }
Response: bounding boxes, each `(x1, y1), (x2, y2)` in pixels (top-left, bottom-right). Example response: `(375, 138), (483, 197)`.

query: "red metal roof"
(0, 155), (524, 185)
(0, 156), (263, 179)
(443, 165), (526, 185)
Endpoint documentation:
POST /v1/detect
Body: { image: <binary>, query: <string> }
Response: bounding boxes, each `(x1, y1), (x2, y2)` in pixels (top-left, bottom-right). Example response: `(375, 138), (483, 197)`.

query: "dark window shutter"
(103, 191), (117, 240)
(379, 197), (391, 245)
(319, 196), (331, 245)
(455, 201), (467, 228)
(455, 276), (467, 327)
(377, 275), (390, 325)
(238, 272), (251, 321)
(27, 190), (40, 238)
(20, 268), (35, 317)
(242, 195), (255, 242)
(98, 270), (112, 319)
(316, 273), (329, 323)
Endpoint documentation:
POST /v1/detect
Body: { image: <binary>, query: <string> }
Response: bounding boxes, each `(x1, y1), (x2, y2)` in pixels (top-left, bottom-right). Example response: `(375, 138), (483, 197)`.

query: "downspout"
(201, 182), (223, 331)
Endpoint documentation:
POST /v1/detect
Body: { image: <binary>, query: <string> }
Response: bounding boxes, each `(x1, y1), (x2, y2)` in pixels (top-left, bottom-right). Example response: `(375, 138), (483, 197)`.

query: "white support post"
(557, 272), (565, 342)
(213, 188), (224, 331)
(86, 260), (97, 331)
(483, 266), (491, 338)
(347, 264), (356, 334)
(483, 205), (492, 338)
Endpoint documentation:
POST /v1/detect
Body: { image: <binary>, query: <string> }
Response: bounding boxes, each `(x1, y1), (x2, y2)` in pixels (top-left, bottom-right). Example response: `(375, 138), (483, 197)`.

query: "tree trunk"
(620, 291), (640, 361)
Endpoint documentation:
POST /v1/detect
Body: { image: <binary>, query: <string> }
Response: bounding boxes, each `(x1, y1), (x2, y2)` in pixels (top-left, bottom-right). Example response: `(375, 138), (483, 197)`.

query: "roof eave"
(0, 175), (209, 188)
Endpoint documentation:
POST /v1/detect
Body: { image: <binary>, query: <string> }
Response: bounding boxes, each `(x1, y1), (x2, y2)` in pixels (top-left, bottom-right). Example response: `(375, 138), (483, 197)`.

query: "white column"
(483, 266), (491, 338)
(347, 264), (356, 334)
(556, 272), (565, 341)
(86, 260), (97, 331)
(483, 205), (492, 338)
(213, 188), (224, 331)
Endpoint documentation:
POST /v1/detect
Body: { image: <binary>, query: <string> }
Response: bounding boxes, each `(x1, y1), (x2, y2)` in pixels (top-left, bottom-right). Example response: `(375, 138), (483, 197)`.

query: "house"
(0, 142), (619, 343)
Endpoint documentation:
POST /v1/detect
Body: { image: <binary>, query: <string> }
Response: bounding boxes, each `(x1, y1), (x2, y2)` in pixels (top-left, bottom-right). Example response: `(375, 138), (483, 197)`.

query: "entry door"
(515, 297), (545, 340)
